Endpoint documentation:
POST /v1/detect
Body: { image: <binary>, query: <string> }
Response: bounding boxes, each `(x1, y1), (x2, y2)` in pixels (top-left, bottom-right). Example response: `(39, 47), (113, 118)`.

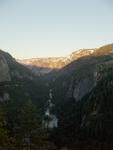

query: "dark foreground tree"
(13, 99), (41, 148)
(0, 107), (9, 149)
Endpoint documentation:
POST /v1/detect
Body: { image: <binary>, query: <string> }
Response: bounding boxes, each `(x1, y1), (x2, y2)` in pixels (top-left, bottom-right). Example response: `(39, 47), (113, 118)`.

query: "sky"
(0, 0), (113, 58)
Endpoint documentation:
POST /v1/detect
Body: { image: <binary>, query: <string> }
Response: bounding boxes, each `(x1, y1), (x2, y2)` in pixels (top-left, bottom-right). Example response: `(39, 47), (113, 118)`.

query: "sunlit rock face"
(0, 52), (11, 82)
(18, 44), (113, 76)
(17, 49), (96, 75)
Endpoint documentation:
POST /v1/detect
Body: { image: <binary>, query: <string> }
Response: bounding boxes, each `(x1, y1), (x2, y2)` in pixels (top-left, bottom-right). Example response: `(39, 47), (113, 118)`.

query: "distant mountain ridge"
(17, 48), (96, 75)
(17, 44), (113, 76)
(18, 48), (96, 69)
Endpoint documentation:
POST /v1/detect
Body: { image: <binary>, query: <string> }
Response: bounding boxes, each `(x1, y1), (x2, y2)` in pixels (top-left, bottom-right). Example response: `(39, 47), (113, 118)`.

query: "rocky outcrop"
(0, 51), (11, 82)
(52, 44), (113, 104)
(0, 49), (35, 82)
(51, 44), (113, 145)
(0, 49), (48, 117)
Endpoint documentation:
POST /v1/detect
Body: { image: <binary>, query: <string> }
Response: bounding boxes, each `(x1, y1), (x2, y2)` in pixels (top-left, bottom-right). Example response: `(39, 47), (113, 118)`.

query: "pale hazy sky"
(0, 0), (113, 58)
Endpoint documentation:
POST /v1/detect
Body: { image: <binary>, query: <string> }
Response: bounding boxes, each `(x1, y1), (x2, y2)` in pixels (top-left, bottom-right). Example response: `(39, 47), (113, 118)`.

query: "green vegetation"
(0, 98), (49, 149)
(0, 107), (9, 149)
(1, 44), (113, 149)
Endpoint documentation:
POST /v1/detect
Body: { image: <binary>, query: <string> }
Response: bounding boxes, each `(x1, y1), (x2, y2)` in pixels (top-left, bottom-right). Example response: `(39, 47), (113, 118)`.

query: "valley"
(0, 43), (113, 149)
